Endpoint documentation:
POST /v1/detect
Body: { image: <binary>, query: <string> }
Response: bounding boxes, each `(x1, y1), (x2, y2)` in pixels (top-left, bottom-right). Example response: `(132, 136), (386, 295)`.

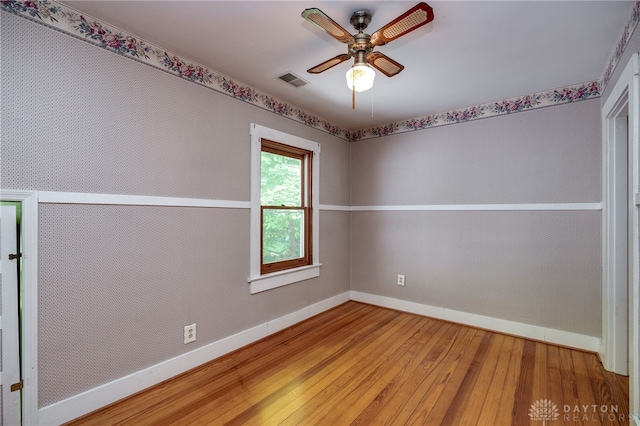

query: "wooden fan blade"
(307, 53), (351, 74)
(370, 2), (434, 46)
(307, 54), (352, 74)
(302, 8), (355, 44)
(366, 52), (405, 77)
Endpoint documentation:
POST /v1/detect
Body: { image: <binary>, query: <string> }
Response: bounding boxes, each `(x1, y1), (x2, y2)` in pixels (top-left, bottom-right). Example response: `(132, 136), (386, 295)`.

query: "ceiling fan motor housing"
(350, 10), (372, 32)
(350, 33), (373, 57)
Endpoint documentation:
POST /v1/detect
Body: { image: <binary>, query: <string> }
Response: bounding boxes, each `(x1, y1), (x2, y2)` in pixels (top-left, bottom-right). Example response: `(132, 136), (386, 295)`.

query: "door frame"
(2, 203), (22, 424)
(601, 52), (639, 420)
(0, 190), (38, 425)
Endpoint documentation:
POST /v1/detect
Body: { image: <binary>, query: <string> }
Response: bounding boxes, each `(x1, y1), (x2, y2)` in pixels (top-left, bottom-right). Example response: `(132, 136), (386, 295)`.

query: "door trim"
(2, 204), (21, 425)
(602, 76), (630, 376)
(0, 190), (38, 426)
(601, 53), (639, 418)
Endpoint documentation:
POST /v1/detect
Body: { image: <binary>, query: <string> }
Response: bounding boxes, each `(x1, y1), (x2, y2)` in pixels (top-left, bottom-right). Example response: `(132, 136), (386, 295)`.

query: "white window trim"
(248, 123), (321, 294)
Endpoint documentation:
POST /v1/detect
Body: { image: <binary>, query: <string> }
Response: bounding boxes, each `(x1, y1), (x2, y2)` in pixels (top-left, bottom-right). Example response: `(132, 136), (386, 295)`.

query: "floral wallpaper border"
(347, 81), (602, 141)
(2, 0), (639, 142)
(603, 0), (640, 87)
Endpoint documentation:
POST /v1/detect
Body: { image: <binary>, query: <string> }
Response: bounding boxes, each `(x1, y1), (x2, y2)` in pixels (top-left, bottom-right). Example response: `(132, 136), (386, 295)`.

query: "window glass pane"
(261, 151), (301, 206)
(262, 208), (304, 264)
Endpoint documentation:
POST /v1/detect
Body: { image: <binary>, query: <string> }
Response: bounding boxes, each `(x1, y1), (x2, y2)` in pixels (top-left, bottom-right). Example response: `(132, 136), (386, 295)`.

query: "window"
(249, 124), (321, 294)
(260, 140), (312, 274)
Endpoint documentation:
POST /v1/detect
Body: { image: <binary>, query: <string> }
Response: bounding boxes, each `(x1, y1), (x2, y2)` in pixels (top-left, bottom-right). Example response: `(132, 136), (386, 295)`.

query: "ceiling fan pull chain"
(371, 85), (374, 118)
(352, 74), (356, 110)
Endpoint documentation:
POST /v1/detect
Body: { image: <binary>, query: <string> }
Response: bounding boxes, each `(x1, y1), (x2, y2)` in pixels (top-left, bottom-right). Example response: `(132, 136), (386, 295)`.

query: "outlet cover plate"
(184, 323), (196, 344)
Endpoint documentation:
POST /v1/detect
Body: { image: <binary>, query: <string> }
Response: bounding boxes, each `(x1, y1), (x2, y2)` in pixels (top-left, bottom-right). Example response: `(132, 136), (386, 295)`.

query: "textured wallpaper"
(350, 99), (603, 338)
(2, 12), (351, 407)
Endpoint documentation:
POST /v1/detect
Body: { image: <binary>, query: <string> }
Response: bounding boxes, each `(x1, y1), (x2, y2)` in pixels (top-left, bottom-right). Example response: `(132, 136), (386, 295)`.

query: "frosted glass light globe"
(346, 64), (375, 92)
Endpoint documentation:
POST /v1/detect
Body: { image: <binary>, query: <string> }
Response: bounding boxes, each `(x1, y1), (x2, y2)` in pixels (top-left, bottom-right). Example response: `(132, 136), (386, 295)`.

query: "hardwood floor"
(66, 302), (630, 425)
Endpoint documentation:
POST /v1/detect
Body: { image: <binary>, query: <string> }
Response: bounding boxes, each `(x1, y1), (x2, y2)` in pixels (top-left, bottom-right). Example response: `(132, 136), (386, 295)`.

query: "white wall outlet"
(184, 323), (196, 344)
(397, 274), (406, 286)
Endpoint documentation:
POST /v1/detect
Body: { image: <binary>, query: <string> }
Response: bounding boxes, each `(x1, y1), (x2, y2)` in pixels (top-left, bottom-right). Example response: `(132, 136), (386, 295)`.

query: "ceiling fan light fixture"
(346, 63), (375, 92)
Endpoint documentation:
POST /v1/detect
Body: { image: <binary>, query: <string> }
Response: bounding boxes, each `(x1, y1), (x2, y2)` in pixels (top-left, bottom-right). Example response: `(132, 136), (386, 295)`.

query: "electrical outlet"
(397, 274), (406, 286)
(184, 323), (196, 344)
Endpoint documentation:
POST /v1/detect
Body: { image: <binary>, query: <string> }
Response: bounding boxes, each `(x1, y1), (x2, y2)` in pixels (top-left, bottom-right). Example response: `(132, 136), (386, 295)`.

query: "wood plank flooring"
(66, 302), (630, 425)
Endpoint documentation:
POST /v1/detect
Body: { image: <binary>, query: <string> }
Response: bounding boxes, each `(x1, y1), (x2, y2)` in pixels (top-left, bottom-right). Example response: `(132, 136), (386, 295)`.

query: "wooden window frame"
(260, 140), (313, 274)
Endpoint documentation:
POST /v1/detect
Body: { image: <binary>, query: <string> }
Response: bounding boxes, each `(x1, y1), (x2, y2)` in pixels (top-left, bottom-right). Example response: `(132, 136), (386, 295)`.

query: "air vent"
(278, 72), (308, 88)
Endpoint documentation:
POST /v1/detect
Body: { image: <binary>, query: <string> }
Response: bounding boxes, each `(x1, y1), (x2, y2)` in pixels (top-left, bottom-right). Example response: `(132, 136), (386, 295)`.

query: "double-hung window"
(249, 124), (321, 293)
(260, 140), (312, 274)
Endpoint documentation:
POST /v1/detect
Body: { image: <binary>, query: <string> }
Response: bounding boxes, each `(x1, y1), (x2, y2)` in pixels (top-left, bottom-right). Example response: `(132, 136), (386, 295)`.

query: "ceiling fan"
(301, 2), (434, 99)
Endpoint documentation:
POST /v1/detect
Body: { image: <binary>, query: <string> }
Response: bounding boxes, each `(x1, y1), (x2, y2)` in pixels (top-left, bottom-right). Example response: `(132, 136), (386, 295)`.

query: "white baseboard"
(37, 291), (350, 426)
(350, 291), (600, 353)
(36, 290), (602, 425)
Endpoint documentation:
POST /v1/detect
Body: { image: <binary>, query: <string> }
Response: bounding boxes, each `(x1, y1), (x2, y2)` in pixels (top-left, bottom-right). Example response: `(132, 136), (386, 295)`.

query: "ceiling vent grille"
(278, 72), (308, 88)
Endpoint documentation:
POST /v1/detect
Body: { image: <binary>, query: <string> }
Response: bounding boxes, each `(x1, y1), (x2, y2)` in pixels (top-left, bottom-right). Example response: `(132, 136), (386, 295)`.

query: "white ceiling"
(61, 1), (634, 130)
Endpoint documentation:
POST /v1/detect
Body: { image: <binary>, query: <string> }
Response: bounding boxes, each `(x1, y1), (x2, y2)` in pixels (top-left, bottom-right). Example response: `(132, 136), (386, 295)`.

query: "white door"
(1, 205), (22, 425)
